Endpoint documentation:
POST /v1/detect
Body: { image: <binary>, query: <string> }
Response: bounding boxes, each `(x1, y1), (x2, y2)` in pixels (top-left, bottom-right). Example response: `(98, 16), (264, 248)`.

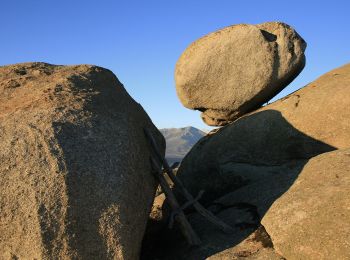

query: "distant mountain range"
(160, 126), (206, 165)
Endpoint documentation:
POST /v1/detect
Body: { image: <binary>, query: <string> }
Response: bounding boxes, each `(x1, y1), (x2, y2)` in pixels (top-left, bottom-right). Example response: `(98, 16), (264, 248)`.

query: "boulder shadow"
(142, 109), (336, 259)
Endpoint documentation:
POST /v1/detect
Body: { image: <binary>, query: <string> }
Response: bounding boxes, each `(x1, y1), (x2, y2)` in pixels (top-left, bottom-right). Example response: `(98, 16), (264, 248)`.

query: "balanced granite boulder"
(175, 22), (306, 126)
(0, 62), (165, 260)
(176, 63), (350, 202)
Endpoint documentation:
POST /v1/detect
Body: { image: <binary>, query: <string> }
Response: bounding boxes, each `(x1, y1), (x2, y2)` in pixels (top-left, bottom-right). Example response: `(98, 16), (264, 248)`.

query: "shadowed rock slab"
(261, 149), (350, 259)
(178, 149), (350, 260)
(0, 62), (165, 260)
(175, 22), (306, 126)
(176, 63), (350, 203)
(141, 202), (284, 260)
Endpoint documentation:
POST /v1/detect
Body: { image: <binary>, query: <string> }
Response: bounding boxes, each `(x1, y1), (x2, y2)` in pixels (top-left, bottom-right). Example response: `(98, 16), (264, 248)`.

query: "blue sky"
(1, 0), (349, 130)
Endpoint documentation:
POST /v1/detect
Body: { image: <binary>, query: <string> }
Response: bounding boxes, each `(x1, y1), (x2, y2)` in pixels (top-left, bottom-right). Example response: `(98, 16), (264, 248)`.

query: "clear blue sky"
(1, 0), (349, 130)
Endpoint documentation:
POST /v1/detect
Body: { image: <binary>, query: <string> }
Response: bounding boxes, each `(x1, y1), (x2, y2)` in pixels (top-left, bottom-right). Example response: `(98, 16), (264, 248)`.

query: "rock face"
(190, 150), (350, 259)
(161, 63), (350, 259)
(176, 63), (350, 203)
(0, 62), (165, 259)
(175, 22), (306, 126)
(261, 149), (350, 259)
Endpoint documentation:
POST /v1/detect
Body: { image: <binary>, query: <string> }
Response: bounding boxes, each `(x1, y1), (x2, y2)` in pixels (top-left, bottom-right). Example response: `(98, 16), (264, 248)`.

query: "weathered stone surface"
(176, 63), (350, 202)
(208, 245), (283, 260)
(261, 149), (350, 260)
(0, 62), (165, 259)
(175, 22), (306, 126)
(142, 202), (283, 260)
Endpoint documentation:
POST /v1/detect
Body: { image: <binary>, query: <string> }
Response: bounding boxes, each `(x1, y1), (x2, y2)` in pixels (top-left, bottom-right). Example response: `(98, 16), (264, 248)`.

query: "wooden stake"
(144, 128), (234, 234)
(150, 156), (201, 246)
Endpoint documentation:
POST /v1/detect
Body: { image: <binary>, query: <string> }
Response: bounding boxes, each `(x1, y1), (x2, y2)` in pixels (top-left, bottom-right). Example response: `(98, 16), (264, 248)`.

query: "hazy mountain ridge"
(160, 126), (206, 164)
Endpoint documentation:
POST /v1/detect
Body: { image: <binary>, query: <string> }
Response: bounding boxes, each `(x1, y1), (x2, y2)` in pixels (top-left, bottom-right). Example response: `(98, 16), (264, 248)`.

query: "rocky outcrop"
(210, 149), (350, 260)
(176, 63), (350, 202)
(261, 149), (350, 259)
(152, 63), (350, 260)
(175, 22), (306, 126)
(0, 62), (165, 260)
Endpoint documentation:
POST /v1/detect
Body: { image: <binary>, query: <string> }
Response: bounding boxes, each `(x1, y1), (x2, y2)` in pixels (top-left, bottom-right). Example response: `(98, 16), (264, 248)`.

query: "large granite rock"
(260, 149), (350, 259)
(175, 22), (306, 126)
(176, 63), (350, 202)
(0, 62), (165, 259)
